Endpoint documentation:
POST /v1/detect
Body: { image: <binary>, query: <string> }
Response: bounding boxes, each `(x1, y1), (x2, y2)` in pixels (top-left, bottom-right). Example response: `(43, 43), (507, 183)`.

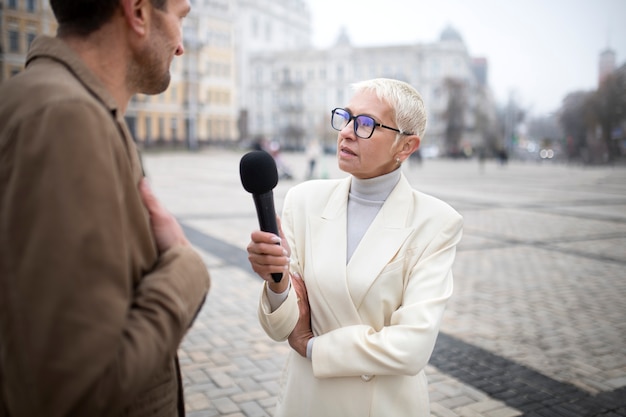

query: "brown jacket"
(0, 36), (210, 416)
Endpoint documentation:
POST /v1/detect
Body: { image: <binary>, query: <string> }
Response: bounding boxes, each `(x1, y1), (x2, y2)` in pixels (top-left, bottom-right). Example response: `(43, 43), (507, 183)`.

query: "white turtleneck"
(346, 168), (401, 262)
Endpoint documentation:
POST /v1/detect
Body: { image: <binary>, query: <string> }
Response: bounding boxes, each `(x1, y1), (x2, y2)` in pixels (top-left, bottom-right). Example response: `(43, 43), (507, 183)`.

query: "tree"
(472, 88), (502, 157)
(559, 91), (594, 161)
(589, 63), (626, 162)
(442, 78), (466, 157)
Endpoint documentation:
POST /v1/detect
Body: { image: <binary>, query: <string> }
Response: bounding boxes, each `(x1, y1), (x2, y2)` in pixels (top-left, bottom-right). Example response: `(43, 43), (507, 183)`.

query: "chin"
(337, 160), (356, 175)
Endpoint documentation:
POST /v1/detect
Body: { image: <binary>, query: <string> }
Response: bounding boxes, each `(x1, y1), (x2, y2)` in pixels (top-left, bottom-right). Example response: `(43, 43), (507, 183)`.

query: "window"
(251, 17), (258, 37)
(26, 0), (36, 12)
(9, 31), (19, 53)
(265, 21), (271, 41)
(27, 33), (36, 48)
(8, 0), (17, 9)
(158, 117), (165, 138)
(171, 117), (178, 139)
(145, 116), (152, 142)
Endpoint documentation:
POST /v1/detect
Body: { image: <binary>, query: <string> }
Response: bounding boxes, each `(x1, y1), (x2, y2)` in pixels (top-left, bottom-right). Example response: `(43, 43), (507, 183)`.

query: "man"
(0, 0), (210, 416)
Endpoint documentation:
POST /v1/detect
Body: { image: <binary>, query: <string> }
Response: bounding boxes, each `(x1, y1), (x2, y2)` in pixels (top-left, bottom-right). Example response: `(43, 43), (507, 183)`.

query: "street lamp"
(183, 17), (200, 151)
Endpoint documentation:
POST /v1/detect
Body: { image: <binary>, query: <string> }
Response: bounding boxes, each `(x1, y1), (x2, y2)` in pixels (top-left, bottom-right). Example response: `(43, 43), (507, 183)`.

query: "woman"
(247, 78), (463, 416)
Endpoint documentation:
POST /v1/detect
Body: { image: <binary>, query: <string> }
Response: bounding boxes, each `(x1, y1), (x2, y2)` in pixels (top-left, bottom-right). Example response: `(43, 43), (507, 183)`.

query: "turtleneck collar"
(350, 168), (401, 202)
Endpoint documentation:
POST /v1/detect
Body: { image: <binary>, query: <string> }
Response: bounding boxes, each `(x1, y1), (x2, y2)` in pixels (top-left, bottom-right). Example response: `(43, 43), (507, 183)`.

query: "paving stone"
(440, 395), (476, 409)
(430, 402), (461, 417)
(238, 401), (270, 417)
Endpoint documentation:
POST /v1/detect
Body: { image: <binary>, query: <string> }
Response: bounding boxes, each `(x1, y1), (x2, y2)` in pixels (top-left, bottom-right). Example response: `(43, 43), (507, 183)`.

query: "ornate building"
(233, 0), (312, 141)
(2, 2), (496, 154)
(246, 26), (495, 156)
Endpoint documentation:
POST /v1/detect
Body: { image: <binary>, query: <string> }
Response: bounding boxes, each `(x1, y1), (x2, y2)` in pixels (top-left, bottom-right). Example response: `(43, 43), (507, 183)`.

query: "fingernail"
(271, 235), (281, 243)
(282, 249), (288, 256)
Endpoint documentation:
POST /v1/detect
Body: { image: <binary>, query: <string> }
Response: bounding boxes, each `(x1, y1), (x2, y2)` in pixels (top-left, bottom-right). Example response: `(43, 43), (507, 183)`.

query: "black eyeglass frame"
(331, 107), (413, 139)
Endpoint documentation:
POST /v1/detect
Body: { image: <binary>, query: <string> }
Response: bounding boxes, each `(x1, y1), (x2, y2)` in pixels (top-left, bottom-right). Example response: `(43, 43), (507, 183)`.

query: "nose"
(175, 43), (185, 56)
(340, 119), (357, 140)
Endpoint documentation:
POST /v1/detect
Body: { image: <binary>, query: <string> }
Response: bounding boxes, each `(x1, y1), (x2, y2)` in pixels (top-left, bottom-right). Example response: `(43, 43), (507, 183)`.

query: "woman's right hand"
(247, 218), (290, 293)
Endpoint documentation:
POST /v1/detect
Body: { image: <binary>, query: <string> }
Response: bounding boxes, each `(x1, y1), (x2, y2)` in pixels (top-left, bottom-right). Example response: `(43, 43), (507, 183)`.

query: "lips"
(340, 145), (357, 156)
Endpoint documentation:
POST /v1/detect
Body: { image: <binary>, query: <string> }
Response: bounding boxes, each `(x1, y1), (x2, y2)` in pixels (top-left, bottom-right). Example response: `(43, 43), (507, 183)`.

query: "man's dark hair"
(50, 0), (167, 37)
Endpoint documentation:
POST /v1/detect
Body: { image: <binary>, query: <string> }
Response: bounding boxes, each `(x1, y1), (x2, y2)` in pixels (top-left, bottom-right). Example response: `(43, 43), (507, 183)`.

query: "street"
(142, 149), (626, 417)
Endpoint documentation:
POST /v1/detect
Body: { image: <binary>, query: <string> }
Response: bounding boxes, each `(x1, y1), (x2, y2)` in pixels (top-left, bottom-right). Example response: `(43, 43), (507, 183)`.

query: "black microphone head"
(239, 150), (279, 194)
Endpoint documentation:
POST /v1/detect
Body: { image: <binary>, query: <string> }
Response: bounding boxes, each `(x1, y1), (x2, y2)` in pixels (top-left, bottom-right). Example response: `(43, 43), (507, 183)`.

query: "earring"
(396, 157), (401, 165)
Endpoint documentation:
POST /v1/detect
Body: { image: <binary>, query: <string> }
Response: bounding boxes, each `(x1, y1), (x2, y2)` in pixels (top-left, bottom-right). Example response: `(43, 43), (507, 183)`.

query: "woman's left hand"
(288, 273), (314, 357)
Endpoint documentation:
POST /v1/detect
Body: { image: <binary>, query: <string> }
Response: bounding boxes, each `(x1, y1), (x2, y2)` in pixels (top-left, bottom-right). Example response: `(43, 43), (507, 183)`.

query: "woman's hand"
(288, 273), (314, 357)
(246, 216), (291, 293)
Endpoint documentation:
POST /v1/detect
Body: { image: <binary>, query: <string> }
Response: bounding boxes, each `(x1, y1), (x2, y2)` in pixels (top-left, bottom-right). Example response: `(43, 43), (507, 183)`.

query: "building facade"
(246, 26), (494, 156)
(598, 47), (616, 86)
(0, 0), (56, 82)
(233, 0), (312, 141)
(1, 2), (495, 154)
(126, 0), (239, 148)
(0, 0), (243, 148)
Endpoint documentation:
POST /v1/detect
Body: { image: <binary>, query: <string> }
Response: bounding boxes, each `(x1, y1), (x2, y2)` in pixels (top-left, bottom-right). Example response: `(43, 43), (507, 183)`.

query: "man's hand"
(288, 273), (314, 357)
(139, 178), (189, 253)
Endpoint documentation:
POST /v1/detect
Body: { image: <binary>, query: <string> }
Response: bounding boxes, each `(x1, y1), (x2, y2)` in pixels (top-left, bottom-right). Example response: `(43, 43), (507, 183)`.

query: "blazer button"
(361, 374), (374, 382)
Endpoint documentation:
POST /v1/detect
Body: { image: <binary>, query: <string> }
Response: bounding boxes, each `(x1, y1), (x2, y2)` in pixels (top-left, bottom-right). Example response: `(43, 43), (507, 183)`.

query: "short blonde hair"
(351, 78), (427, 141)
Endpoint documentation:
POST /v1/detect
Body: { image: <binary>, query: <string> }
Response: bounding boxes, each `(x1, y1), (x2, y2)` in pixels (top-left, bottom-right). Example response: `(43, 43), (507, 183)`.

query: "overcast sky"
(307, 0), (626, 117)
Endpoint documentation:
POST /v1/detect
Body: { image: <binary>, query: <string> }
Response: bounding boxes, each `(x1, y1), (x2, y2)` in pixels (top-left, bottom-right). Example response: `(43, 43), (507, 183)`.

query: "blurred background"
(2, 0), (624, 165)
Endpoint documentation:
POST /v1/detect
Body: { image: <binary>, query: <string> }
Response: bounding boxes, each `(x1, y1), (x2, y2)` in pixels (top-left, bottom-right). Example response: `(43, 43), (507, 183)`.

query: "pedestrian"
(246, 78), (463, 416)
(268, 141), (294, 180)
(305, 138), (321, 179)
(0, 0), (210, 416)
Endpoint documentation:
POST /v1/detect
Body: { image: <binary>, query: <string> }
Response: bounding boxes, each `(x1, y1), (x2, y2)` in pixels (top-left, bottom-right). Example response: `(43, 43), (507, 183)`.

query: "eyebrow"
(349, 108), (381, 122)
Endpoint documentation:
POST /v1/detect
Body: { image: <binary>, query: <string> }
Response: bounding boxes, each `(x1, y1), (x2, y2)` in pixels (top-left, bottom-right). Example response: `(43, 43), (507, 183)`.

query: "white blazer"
(259, 173), (463, 417)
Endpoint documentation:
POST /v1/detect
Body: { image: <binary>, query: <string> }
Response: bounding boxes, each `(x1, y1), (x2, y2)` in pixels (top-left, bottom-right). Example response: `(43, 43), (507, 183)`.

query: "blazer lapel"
(307, 177), (363, 328)
(346, 174), (413, 308)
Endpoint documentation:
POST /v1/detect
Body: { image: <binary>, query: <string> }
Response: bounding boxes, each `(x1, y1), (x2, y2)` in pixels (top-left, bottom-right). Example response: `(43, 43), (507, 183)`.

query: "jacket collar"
(26, 36), (119, 116)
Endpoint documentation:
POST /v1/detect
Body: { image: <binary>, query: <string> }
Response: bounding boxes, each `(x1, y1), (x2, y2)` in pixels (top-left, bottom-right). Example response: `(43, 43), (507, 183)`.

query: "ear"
(397, 135), (421, 161)
(120, 0), (151, 37)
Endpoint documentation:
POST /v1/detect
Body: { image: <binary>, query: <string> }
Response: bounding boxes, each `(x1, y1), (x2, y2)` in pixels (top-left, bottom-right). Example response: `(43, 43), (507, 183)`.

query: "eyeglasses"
(331, 107), (412, 139)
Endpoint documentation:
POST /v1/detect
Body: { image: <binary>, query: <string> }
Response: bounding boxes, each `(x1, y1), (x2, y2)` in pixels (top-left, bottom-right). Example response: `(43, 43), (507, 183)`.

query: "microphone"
(239, 150), (282, 283)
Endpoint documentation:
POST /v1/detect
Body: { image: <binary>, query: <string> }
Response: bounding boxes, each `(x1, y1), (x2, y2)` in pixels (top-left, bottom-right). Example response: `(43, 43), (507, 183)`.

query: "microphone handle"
(253, 191), (283, 283)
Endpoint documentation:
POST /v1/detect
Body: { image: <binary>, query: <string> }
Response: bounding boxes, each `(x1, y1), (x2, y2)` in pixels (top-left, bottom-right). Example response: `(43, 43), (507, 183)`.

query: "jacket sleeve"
(258, 282), (299, 341)
(0, 101), (210, 416)
(311, 213), (463, 379)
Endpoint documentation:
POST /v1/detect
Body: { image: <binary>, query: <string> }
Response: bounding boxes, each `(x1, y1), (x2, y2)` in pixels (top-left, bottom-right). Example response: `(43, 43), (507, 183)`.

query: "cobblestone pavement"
(142, 149), (626, 417)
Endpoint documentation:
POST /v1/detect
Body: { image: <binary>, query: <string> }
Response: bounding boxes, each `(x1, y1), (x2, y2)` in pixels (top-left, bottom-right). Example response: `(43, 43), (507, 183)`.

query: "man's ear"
(120, 0), (151, 37)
